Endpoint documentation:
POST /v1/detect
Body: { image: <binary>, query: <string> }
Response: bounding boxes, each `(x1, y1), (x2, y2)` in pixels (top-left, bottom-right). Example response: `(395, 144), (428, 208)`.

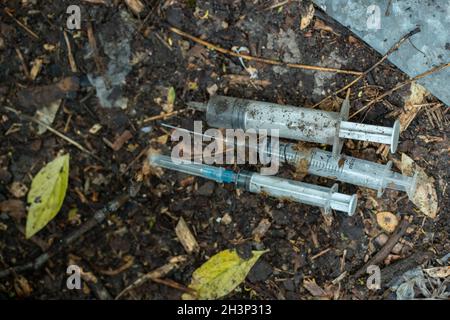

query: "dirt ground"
(0, 1), (448, 300)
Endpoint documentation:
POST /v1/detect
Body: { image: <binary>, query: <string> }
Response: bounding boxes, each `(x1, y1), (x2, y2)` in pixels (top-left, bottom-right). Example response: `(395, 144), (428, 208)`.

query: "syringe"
(160, 123), (417, 199)
(149, 154), (358, 216)
(188, 95), (400, 157)
(270, 143), (418, 199)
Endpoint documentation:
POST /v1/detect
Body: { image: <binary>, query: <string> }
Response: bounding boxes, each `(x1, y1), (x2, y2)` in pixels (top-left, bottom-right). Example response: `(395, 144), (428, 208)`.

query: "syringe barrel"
(205, 95), (339, 145)
(279, 144), (416, 197)
(239, 172), (357, 215)
(202, 95), (399, 154)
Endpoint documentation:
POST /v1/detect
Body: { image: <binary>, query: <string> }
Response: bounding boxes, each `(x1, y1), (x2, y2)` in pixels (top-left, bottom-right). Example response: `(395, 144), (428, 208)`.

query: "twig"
(169, 26), (363, 76)
(350, 62), (450, 119)
(4, 8), (40, 40)
(312, 27), (421, 108)
(63, 31), (78, 73)
(142, 108), (188, 123)
(3, 106), (106, 164)
(353, 218), (410, 279)
(0, 195), (129, 279)
(265, 0), (291, 10)
(115, 255), (188, 299)
(151, 277), (196, 295)
(87, 21), (103, 73)
(15, 47), (31, 80)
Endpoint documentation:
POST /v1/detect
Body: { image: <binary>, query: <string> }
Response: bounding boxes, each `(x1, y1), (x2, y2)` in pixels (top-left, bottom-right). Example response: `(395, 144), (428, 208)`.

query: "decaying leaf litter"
(0, 1), (448, 300)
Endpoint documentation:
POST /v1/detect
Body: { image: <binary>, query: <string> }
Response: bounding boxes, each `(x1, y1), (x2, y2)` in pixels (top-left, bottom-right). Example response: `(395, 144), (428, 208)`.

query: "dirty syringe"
(270, 142), (418, 199)
(161, 123), (417, 199)
(188, 95), (400, 157)
(149, 154), (358, 216)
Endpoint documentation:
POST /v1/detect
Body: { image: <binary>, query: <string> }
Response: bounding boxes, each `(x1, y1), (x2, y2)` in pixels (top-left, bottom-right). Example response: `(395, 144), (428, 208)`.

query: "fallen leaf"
(401, 153), (438, 218)
(182, 249), (268, 300)
(300, 3), (315, 30)
(424, 266), (450, 278)
(25, 153), (70, 238)
(175, 217), (199, 254)
(303, 278), (329, 298)
(376, 211), (399, 233)
(35, 99), (61, 134)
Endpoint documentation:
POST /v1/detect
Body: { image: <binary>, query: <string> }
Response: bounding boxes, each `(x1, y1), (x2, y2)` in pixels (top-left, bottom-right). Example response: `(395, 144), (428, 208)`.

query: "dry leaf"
(182, 249), (268, 300)
(376, 211), (399, 233)
(175, 217), (199, 254)
(401, 153), (438, 218)
(424, 266), (450, 278)
(303, 278), (329, 298)
(35, 99), (61, 134)
(300, 3), (315, 30)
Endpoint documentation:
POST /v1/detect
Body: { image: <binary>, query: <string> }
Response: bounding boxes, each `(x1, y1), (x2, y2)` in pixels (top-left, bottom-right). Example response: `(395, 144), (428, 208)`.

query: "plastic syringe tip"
(187, 101), (207, 111)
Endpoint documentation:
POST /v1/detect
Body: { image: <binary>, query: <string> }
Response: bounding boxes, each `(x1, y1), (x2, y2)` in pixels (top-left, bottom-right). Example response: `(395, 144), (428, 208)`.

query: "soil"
(0, 1), (448, 300)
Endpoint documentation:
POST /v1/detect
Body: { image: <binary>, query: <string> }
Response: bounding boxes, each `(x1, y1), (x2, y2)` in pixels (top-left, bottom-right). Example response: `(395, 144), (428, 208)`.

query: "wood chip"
(124, 0), (144, 15)
(110, 130), (133, 151)
(252, 218), (271, 242)
(175, 217), (199, 254)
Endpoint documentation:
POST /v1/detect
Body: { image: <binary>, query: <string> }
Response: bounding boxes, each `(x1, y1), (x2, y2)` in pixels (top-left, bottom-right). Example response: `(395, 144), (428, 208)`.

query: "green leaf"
(167, 86), (176, 106)
(182, 249), (268, 300)
(25, 154), (70, 238)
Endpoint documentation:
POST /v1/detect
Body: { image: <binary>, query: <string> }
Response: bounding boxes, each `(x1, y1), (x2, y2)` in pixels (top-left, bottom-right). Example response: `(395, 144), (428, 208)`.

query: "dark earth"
(0, 0), (448, 299)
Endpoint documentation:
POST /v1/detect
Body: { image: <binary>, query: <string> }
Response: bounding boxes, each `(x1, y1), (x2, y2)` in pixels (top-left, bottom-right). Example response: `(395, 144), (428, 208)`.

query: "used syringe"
(270, 142), (418, 199)
(160, 123), (417, 199)
(188, 95), (400, 157)
(149, 154), (358, 216)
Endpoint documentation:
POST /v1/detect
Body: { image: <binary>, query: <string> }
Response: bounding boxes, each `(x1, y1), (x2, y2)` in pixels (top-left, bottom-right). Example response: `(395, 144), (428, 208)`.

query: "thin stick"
(143, 108), (188, 123)
(115, 255), (188, 299)
(169, 27), (363, 76)
(4, 8), (40, 40)
(15, 47), (31, 79)
(350, 62), (450, 119)
(0, 195), (129, 278)
(312, 27), (421, 108)
(63, 31), (78, 73)
(3, 106), (105, 164)
(353, 218), (410, 279)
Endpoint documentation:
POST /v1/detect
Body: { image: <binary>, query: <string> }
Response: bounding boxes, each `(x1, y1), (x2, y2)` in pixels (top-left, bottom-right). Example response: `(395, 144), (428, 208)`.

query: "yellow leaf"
(400, 153), (438, 218)
(25, 154), (70, 238)
(182, 249), (268, 300)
